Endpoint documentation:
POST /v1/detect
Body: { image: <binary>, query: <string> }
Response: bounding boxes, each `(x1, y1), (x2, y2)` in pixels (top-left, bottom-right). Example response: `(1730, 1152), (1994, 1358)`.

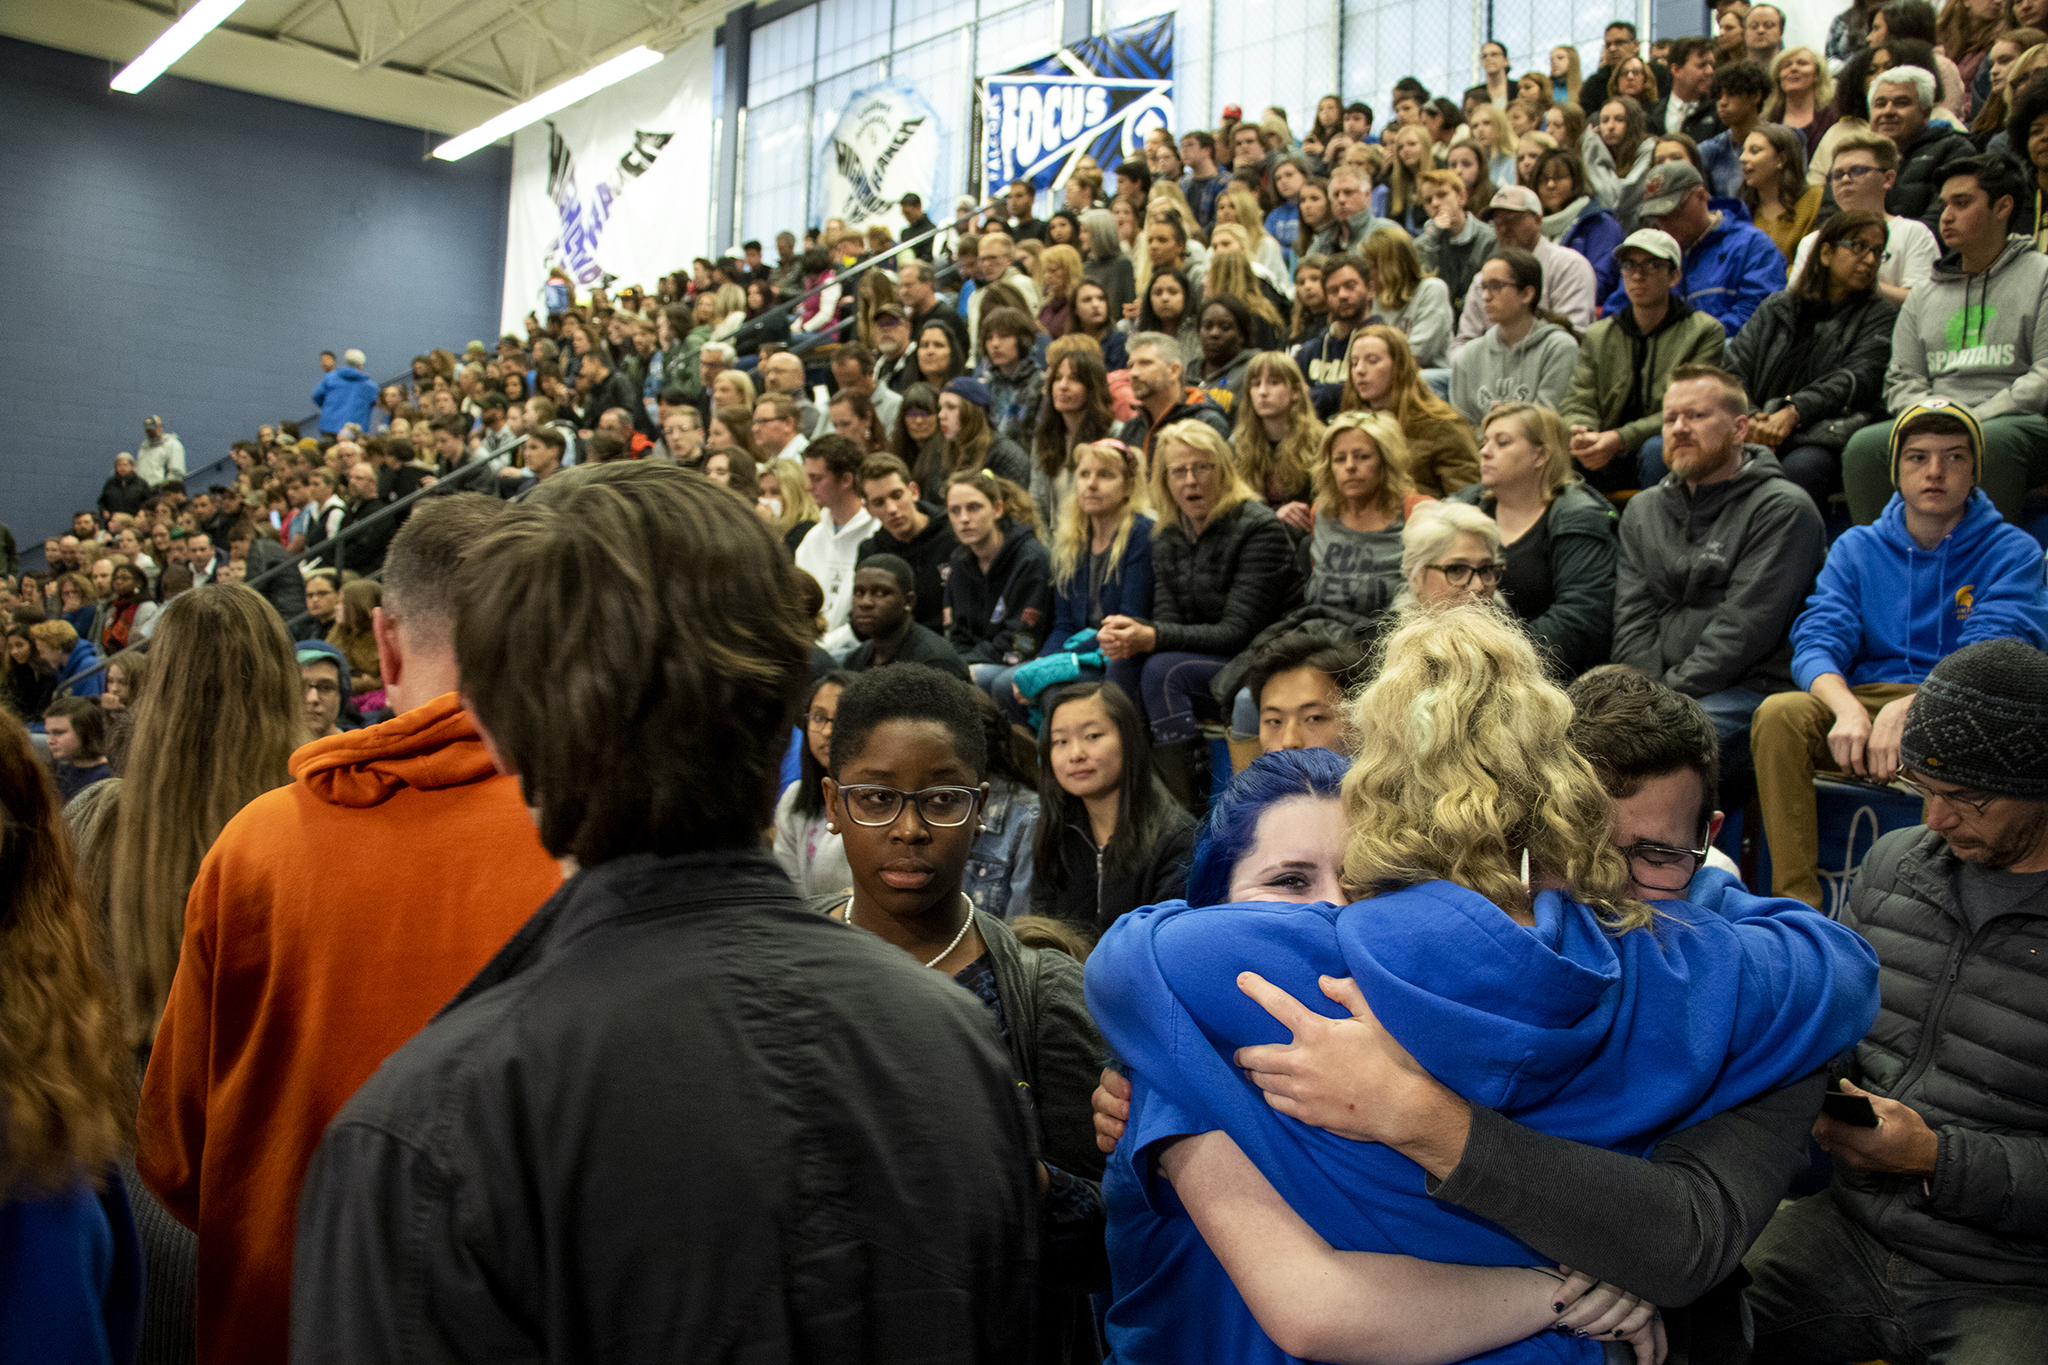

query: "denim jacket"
(964, 777), (1039, 920)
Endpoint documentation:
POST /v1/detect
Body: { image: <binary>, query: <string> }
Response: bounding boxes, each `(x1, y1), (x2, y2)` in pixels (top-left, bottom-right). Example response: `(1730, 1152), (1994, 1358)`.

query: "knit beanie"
(1900, 639), (2048, 799)
(1887, 399), (1983, 487)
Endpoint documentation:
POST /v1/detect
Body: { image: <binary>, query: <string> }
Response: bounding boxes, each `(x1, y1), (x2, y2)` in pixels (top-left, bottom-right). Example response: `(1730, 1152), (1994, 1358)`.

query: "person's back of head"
(454, 463), (812, 867)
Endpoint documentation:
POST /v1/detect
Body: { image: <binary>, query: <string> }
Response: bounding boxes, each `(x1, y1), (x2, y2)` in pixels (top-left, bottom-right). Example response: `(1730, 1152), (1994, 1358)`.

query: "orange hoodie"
(137, 693), (561, 1365)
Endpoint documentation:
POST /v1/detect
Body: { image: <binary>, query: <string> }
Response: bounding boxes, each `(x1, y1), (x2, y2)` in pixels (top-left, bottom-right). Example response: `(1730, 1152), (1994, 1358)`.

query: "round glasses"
(837, 784), (981, 828)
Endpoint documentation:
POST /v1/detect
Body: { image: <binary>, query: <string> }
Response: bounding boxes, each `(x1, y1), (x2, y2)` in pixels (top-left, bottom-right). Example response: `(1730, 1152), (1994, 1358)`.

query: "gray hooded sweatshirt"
(1448, 318), (1581, 427)
(1886, 234), (2048, 421)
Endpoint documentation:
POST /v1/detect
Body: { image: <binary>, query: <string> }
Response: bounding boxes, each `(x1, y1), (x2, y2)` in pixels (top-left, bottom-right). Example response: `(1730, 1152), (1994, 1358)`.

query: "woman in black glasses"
(813, 664), (1108, 1364)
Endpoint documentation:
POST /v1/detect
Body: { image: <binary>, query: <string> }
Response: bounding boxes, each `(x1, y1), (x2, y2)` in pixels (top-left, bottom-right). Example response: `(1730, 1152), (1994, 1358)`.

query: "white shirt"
(136, 433), (186, 486)
(1789, 214), (1936, 296)
(793, 502), (878, 636)
(1663, 91), (1701, 136)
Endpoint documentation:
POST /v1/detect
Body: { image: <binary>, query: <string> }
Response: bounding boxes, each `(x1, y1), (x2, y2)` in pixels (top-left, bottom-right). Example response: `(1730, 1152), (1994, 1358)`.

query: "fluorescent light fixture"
(111, 0), (249, 94)
(432, 45), (666, 161)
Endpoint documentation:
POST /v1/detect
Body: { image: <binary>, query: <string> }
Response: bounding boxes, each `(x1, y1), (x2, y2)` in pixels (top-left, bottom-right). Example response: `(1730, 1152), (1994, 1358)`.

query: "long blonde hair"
(1215, 186), (1273, 250)
(1468, 103), (1516, 159)
(1481, 403), (1574, 500)
(1342, 603), (1644, 927)
(766, 455), (818, 537)
(1040, 243), (1085, 303)
(1149, 421), (1254, 536)
(1052, 441), (1150, 588)
(106, 586), (302, 1048)
(1313, 410), (1416, 519)
(1385, 125), (1436, 217)
(1204, 251), (1284, 327)
(1231, 352), (1324, 504)
(1341, 324), (1464, 432)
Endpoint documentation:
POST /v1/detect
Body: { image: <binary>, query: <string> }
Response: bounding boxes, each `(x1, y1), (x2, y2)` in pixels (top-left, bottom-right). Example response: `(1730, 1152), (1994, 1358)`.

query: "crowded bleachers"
(7, 4), (2048, 1363)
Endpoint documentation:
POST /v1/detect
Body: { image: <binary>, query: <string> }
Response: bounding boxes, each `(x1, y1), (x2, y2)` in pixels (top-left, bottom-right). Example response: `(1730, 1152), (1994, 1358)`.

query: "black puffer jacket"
(1832, 827), (2048, 1287)
(1031, 811), (1195, 937)
(1726, 287), (1894, 450)
(1146, 498), (1300, 658)
(1887, 121), (1978, 244)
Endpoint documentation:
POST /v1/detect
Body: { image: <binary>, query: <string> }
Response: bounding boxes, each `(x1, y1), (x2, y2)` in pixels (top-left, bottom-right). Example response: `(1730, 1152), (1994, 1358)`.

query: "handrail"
(754, 194), (1007, 335)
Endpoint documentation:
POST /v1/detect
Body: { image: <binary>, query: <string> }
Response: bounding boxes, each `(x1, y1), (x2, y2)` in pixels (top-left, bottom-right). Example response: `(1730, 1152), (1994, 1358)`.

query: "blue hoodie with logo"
(1789, 488), (2048, 691)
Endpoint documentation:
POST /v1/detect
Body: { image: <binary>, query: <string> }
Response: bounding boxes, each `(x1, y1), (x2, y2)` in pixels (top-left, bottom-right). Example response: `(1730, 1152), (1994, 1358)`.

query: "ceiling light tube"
(111, 0), (250, 94)
(432, 45), (666, 161)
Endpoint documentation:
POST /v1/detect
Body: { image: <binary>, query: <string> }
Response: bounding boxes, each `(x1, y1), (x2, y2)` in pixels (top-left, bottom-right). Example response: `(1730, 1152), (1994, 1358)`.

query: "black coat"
(858, 505), (959, 631)
(1146, 498), (1300, 659)
(1031, 808), (1195, 937)
(292, 851), (1038, 1364)
(1888, 121), (1979, 246)
(947, 518), (1053, 665)
(1833, 828), (2048, 1287)
(1726, 287), (1895, 449)
(98, 472), (151, 518)
(330, 495), (398, 577)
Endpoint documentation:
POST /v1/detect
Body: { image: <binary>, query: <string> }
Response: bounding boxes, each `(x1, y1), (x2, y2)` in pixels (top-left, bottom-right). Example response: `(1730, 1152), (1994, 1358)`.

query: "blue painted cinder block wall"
(0, 38), (510, 557)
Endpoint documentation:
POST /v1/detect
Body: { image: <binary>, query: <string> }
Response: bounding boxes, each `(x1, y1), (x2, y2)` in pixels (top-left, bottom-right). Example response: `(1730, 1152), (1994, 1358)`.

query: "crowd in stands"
(4, 4), (2048, 1363)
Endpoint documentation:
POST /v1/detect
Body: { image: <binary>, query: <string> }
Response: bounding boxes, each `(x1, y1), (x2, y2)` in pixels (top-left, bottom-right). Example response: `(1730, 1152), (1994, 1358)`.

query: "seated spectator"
(1308, 164), (1388, 257)
(1036, 243), (1083, 338)
(943, 470), (1051, 690)
(1117, 332), (1233, 462)
(1242, 633), (1369, 754)
(1030, 342), (1118, 532)
(28, 620), (103, 701)
(1844, 154), (2048, 524)
(1564, 228), (1727, 495)
(1231, 352), (1324, 532)
(1613, 365), (1827, 759)
(938, 378), (1032, 485)
(1722, 211), (1895, 511)
(828, 345), (900, 440)
(328, 579), (383, 699)
(331, 461), (396, 576)
(42, 696), (111, 802)
(54, 572), (96, 639)
(1077, 208), (1137, 318)
(98, 452), (149, 520)
(1792, 130), (1936, 308)
(94, 563), (155, 654)
(1202, 249), (1287, 350)
(1449, 185), (1599, 359)
(1293, 252), (1374, 416)
(794, 436), (878, 653)
(103, 646), (147, 712)
(773, 672), (854, 897)
(1338, 324), (1482, 496)
(978, 308), (1043, 448)
(1752, 402), (2048, 905)
(1098, 421), (1297, 811)
(0, 712), (136, 1365)
(855, 455), (957, 633)
(1066, 280), (1127, 370)
(1189, 294), (1261, 414)
(1213, 188), (1291, 290)
(1532, 149), (1624, 303)
(902, 321), (970, 398)
(1870, 63), (1979, 244)
(1745, 639), (2048, 1361)
(1135, 263), (1199, 354)
(1029, 680), (1195, 934)
(1358, 227), (1454, 370)
(1696, 59), (1772, 198)
(1737, 123), (1823, 262)
(843, 552), (970, 680)
(1450, 404), (1618, 678)
(1413, 169), (1498, 314)
(1606, 159), (1786, 335)
(297, 639), (350, 739)
(891, 382), (950, 492)
(1586, 95), (1658, 210)
(751, 392), (812, 465)
(302, 569), (342, 640)
(3, 626), (54, 719)
(826, 390), (888, 453)
(1448, 248), (1582, 426)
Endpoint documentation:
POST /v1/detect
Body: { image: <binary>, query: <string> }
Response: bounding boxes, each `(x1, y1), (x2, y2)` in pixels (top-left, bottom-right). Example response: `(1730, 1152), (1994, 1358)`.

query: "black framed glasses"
(1619, 838), (1712, 893)
(837, 784), (982, 828)
(1427, 560), (1506, 588)
(1897, 775), (1997, 817)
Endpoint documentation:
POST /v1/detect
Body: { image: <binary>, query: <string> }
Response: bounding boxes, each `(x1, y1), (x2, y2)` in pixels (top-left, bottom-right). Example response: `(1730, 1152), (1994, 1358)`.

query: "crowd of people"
(4, 5), (2048, 1365)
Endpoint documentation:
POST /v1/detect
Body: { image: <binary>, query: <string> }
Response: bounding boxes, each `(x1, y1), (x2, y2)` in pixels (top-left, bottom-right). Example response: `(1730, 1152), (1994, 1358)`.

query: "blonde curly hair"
(1341, 602), (1648, 930)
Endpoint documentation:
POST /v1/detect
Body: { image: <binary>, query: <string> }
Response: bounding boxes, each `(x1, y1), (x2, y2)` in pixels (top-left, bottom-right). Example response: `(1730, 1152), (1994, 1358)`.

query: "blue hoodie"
(312, 365), (379, 433)
(1601, 198), (1785, 335)
(1085, 884), (1878, 1365)
(1790, 488), (2048, 691)
(58, 637), (105, 699)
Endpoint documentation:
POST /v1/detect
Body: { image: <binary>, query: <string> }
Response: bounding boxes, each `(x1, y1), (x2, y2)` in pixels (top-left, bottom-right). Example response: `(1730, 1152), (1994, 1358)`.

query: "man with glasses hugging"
(1790, 129), (1936, 308)
(1751, 401), (2048, 909)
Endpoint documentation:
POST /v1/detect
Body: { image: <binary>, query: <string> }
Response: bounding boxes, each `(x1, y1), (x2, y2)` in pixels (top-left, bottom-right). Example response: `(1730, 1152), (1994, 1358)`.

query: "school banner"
(978, 15), (1173, 196)
(499, 32), (715, 332)
(816, 81), (943, 236)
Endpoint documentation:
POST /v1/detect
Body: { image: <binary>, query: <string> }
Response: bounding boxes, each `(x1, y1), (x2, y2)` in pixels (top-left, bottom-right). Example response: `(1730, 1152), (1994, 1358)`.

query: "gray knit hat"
(1900, 640), (2048, 799)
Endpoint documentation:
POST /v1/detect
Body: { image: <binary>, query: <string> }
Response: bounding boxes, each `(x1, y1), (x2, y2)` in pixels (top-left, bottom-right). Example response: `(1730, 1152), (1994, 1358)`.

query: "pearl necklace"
(845, 891), (977, 969)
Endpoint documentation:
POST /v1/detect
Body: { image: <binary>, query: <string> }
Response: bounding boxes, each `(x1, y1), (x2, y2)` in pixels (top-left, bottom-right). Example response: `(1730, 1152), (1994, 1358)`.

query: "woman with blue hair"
(1083, 603), (1882, 1364)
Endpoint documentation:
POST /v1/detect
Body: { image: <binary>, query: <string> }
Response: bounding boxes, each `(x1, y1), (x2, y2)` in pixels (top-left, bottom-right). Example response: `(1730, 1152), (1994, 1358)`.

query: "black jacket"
(330, 494), (398, 577)
(577, 368), (652, 436)
(846, 620), (972, 680)
(1031, 809), (1195, 937)
(1726, 287), (1894, 450)
(948, 518), (1054, 665)
(1888, 121), (1979, 245)
(859, 505), (960, 631)
(1146, 498), (1300, 659)
(1679, 101), (1724, 146)
(98, 472), (150, 518)
(292, 851), (1038, 1364)
(1451, 482), (1617, 678)
(1832, 827), (2048, 1287)
(242, 537), (307, 633)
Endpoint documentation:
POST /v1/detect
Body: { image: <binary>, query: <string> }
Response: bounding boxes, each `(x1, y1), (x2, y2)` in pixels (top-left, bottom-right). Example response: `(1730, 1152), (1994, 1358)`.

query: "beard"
(1953, 800), (2048, 870)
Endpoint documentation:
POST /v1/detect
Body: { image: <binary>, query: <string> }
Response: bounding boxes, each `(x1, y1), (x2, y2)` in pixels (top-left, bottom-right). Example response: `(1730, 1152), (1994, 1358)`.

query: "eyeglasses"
(1165, 461), (1218, 483)
(1618, 838), (1711, 892)
(1827, 164), (1880, 186)
(1897, 775), (1997, 816)
(303, 679), (340, 698)
(807, 709), (834, 731)
(836, 784), (982, 828)
(1617, 256), (1673, 277)
(1832, 238), (1885, 261)
(1426, 560), (1505, 587)
(1476, 279), (1522, 295)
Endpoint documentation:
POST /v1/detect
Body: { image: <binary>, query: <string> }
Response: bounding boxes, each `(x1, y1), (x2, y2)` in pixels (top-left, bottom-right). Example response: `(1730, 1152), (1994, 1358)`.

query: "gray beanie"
(1900, 640), (2048, 799)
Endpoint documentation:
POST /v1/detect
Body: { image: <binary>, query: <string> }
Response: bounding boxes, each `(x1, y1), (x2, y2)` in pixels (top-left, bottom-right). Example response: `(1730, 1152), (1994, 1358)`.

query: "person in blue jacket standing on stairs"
(313, 348), (379, 443)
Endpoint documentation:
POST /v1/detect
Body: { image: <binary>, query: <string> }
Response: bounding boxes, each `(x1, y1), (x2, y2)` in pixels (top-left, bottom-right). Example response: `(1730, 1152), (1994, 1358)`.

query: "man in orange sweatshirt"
(137, 494), (563, 1365)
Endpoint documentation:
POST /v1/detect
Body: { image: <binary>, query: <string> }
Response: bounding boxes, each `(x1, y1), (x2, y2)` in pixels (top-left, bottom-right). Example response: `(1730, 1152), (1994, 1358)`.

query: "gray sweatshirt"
(1448, 318), (1581, 427)
(1886, 234), (2048, 421)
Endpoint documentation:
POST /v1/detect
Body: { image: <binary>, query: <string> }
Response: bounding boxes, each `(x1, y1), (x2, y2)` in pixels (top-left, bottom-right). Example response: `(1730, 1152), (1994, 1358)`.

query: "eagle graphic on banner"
(545, 124), (674, 289)
(833, 115), (926, 220)
(818, 84), (941, 230)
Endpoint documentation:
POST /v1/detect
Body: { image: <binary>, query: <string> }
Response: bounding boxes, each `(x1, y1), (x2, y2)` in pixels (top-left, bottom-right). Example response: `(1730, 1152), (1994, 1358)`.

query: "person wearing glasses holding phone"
(1752, 401), (2048, 908)
(1791, 130), (1936, 307)
(1745, 638), (2048, 1365)
(816, 663), (1110, 1364)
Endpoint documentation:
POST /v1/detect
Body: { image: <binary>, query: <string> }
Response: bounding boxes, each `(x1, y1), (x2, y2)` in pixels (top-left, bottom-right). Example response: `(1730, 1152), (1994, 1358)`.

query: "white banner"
(500, 33), (715, 333)
(817, 82), (941, 238)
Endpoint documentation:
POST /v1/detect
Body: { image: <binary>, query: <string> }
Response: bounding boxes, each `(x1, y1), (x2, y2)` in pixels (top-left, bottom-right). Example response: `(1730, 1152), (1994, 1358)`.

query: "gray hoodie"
(1448, 318), (1580, 427)
(1886, 234), (2048, 422)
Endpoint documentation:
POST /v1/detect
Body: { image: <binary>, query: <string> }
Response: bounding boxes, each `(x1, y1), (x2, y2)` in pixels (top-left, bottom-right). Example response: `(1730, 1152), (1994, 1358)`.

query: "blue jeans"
(1698, 684), (1770, 772)
(1745, 1188), (2048, 1364)
(1139, 651), (1228, 744)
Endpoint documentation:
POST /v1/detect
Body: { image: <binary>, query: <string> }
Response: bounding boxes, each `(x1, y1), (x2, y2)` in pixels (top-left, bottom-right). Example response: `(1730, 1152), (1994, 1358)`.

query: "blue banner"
(979, 15), (1173, 195)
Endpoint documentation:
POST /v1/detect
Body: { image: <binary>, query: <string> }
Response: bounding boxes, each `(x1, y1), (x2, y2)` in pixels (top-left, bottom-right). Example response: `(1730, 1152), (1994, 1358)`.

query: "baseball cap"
(1615, 228), (1682, 267)
(944, 377), (992, 411)
(1222, 104), (1243, 121)
(1637, 161), (1705, 218)
(873, 301), (908, 320)
(1483, 184), (1543, 218)
(295, 638), (352, 697)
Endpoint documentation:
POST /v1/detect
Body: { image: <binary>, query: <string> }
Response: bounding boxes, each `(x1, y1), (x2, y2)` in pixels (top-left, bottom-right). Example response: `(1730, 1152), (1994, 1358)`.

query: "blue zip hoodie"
(1789, 488), (2048, 691)
(1085, 883), (1879, 1365)
(312, 365), (379, 433)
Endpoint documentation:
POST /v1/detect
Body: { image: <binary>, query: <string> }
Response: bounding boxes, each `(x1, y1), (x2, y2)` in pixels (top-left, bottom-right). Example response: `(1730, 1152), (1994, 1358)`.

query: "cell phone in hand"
(1822, 1089), (1879, 1128)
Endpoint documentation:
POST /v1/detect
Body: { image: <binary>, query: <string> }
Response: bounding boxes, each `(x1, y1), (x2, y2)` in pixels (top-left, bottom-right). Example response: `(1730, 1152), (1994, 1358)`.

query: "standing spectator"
(290, 463), (1037, 1363)
(795, 435), (879, 651)
(1449, 186), (1600, 359)
(1790, 130), (1939, 306)
(312, 349), (378, 442)
(41, 696), (112, 802)
(1607, 160), (1787, 334)
(1448, 249), (1582, 427)
(1566, 228), (1728, 496)
(1753, 402), (2048, 906)
(136, 414), (185, 487)
(1844, 154), (2048, 522)
(1697, 60), (1773, 199)
(1744, 640), (2048, 1362)
(1338, 324), (1483, 496)
(1613, 365), (1826, 759)
(98, 452), (149, 519)
(1872, 65), (1981, 242)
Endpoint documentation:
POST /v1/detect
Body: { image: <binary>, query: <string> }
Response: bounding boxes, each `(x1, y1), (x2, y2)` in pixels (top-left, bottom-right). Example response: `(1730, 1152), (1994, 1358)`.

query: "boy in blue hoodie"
(1753, 400), (2048, 906)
